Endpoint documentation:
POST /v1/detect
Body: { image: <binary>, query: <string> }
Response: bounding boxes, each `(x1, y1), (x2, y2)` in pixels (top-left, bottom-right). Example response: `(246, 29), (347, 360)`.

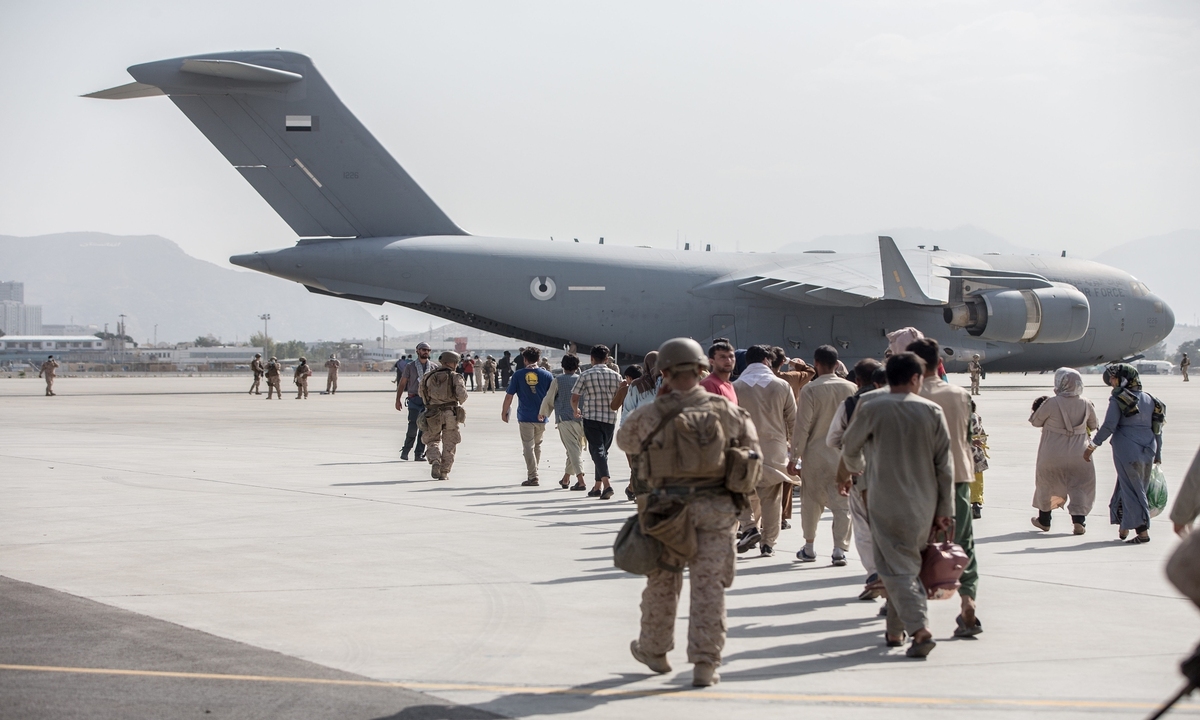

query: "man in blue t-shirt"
(502, 347), (553, 486)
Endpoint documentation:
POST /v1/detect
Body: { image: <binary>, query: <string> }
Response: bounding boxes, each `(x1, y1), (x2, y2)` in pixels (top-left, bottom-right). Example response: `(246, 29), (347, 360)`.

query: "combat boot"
(430, 462), (442, 479)
(692, 662), (720, 687)
(629, 640), (671, 674)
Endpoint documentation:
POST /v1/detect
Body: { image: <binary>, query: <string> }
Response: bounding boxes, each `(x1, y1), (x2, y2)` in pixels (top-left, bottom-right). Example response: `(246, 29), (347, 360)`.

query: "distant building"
(43, 324), (101, 336)
(0, 335), (105, 359)
(363, 346), (404, 363)
(0, 281), (24, 302)
(0, 302), (43, 335)
(172, 346), (265, 365)
(0, 281), (43, 335)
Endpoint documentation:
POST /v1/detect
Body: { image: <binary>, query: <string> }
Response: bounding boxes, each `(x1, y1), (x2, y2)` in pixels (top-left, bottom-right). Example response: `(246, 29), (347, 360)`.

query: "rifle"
(1146, 645), (1200, 719)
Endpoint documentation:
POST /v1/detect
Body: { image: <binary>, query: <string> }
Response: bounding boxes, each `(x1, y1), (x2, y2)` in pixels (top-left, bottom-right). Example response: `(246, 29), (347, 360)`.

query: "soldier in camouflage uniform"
(249, 353), (264, 395)
(616, 338), (761, 687)
(419, 351), (469, 480)
(482, 356), (497, 392)
(294, 357), (312, 399)
(265, 357), (282, 399)
(324, 355), (341, 394)
(968, 354), (983, 395)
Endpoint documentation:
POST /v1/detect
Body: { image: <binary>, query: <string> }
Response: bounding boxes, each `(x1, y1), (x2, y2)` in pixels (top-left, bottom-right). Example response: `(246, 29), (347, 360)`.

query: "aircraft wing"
(725, 237), (949, 307)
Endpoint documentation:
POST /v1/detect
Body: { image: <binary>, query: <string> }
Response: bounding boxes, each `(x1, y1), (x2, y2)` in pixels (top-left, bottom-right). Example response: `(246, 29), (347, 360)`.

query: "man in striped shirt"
(572, 344), (623, 499)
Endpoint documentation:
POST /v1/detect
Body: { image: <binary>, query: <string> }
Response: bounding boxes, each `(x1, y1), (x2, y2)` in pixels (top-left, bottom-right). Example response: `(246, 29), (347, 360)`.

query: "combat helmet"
(656, 338), (708, 374)
(440, 350), (461, 366)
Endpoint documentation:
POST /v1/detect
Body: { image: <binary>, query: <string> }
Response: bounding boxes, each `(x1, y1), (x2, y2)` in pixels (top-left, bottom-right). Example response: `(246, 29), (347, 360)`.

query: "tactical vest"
(423, 368), (460, 407)
(554, 374), (579, 421)
(635, 395), (761, 494)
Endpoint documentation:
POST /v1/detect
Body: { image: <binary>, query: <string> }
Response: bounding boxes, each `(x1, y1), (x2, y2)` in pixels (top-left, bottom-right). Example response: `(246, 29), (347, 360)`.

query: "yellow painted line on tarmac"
(1, 663), (1196, 712)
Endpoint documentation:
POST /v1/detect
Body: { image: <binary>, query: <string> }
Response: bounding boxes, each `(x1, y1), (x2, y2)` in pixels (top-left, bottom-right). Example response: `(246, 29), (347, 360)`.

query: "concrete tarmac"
(2, 372), (1199, 719)
(0, 576), (491, 720)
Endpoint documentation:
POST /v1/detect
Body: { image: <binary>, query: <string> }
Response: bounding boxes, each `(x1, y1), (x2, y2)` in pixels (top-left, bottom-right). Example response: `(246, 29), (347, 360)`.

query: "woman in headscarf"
(611, 351), (661, 422)
(1030, 368), (1099, 535)
(1086, 363), (1165, 544)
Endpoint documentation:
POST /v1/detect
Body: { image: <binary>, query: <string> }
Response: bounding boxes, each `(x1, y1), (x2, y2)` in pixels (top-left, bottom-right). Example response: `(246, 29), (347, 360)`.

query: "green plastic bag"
(1148, 464), (1169, 518)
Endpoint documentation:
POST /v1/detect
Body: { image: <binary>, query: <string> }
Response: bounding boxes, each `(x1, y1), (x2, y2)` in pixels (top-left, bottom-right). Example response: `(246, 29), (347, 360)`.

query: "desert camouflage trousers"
(422, 408), (461, 478)
(639, 493), (738, 666)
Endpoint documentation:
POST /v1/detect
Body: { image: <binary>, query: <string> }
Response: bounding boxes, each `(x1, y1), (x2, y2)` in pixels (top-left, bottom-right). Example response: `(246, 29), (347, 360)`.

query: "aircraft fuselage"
(232, 237), (1173, 371)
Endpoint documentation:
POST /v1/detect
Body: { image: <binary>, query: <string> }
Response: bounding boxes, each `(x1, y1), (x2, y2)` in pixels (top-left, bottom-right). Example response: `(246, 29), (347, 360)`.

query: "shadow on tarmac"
(999, 539), (1126, 555)
(405, 674), (691, 719)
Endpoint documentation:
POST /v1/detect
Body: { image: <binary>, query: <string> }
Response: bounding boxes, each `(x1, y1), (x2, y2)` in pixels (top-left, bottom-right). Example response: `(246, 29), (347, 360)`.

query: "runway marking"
(1, 664), (1196, 712)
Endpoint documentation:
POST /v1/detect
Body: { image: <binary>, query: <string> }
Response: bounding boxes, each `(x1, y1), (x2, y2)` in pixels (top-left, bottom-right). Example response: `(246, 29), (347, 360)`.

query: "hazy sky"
(2, 1), (1197, 274)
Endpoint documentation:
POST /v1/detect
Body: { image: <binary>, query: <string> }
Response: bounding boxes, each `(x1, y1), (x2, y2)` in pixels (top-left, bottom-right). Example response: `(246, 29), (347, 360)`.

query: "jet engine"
(944, 284), (1090, 343)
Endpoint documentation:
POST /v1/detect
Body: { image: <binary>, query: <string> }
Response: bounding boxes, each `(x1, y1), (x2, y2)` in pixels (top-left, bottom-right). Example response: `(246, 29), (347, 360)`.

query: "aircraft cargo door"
(712, 315), (736, 347)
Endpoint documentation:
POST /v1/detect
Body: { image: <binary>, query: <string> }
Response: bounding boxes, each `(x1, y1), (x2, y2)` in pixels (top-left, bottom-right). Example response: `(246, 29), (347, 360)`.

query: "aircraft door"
(712, 315), (736, 346)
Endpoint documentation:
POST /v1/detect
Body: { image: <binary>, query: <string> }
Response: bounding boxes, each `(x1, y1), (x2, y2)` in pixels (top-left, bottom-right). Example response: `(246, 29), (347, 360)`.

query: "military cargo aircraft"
(88, 51), (1174, 370)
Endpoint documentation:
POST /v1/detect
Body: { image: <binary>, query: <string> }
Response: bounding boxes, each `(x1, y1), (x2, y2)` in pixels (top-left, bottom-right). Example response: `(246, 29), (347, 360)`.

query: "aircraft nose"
(1159, 295), (1176, 336)
(230, 252), (269, 272)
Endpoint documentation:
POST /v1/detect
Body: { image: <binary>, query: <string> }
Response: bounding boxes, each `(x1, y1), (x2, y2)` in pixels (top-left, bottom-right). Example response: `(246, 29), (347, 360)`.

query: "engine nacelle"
(943, 284), (1090, 343)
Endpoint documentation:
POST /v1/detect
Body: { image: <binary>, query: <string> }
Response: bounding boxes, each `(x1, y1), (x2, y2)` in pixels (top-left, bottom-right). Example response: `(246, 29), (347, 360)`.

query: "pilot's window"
(1155, 301), (1164, 314)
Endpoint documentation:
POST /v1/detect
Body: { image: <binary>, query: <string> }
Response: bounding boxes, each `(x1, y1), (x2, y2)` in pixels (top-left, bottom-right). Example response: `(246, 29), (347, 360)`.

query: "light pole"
(153, 324), (157, 347)
(258, 314), (270, 357)
(380, 315), (389, 356)
(118, 314), (127, 361)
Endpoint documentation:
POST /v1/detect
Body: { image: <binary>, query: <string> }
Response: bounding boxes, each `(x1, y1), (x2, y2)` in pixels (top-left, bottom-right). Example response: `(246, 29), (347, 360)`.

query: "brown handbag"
(920, 522), (969, 600)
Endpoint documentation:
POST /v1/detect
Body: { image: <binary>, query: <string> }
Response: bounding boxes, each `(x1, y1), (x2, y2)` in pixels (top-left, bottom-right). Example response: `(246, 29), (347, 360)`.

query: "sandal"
(953, 614), (983, 638)
(1119, 529), (1129, 540)
(1125, 534), (1150, 544)
(885, 633), (906, 647)
(906, 638), (937, 659)
(559, 478), (571, 489)
(570, 481), (587, 491)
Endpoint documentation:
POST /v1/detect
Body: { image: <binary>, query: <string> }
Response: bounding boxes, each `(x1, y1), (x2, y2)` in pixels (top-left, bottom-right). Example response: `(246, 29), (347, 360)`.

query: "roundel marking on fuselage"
(530, 277), (556, 301)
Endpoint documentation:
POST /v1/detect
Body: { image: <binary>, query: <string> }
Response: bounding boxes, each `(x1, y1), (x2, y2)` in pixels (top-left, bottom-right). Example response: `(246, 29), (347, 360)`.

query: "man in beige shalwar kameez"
(792, 345), (856, 564)
(842, 352), (954, 659)
(733, 345), (797, 557)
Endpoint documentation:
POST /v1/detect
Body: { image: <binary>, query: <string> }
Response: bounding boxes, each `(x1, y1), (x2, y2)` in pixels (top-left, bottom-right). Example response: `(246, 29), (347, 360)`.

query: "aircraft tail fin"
(88, 51), (464, 239)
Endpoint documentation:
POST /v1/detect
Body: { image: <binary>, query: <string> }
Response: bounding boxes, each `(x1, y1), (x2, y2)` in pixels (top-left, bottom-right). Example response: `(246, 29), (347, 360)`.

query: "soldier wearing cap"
(419, 350), (469, 480)
(616, 338), (761, 687)
(324, 354), (341, 394)
(397, 342), (434, 461)
(249, 353), (264, 395)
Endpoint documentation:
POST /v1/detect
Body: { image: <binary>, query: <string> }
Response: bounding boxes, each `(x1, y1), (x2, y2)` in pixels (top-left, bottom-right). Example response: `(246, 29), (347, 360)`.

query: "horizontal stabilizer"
(82, 82), (164, 100)
(88, 50), (465, 239)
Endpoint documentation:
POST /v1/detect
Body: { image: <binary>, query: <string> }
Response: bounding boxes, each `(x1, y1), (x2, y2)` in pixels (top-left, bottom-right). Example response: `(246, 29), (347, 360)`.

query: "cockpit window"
(1130, 281), (1151, 297)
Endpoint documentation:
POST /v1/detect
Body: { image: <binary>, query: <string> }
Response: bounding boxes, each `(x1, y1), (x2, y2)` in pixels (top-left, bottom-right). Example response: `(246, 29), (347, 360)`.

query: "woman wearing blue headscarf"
(1086, 364), (1165, 544)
